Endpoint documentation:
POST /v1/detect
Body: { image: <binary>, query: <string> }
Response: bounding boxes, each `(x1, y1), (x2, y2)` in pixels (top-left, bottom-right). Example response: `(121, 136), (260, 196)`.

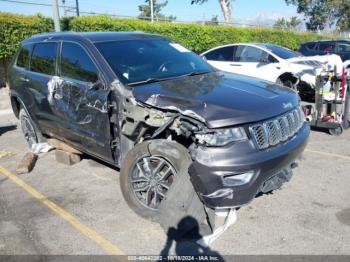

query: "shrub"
(0, 13), (53, 60)
(70, 15), (326, 53)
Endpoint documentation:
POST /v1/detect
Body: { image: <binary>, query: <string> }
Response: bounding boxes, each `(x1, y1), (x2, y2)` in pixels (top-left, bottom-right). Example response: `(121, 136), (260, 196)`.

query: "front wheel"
(120, 140), (192, 220)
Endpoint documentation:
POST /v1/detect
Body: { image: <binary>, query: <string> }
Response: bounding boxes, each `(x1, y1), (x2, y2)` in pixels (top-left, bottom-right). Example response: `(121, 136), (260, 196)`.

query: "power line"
(0, 0), (74, 9)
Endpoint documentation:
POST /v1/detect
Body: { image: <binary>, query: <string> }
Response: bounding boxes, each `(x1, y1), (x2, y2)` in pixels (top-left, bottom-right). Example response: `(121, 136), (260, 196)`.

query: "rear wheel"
(329, 126), (343, 136)
(276, 78), (296, 90)
(19, 108), (44, 149)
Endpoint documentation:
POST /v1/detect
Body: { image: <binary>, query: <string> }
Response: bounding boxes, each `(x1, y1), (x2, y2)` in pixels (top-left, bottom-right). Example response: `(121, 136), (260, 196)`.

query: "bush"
(0, 13), (53, 60)
(69, 15), (326, 53)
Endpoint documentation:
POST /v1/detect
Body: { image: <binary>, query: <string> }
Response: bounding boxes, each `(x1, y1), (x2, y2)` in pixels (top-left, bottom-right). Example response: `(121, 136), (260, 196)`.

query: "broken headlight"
(195, 127), (247, 146)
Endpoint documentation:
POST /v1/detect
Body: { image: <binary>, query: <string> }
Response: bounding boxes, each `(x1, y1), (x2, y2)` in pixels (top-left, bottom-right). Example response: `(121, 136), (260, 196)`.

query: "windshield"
(95, 39), (214, 85)
(265, 44), (300, 59)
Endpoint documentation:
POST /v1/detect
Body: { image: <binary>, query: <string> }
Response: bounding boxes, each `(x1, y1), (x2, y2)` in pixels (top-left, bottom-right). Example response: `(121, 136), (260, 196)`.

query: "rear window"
(30, 42), (58, 75)
(16, 45), (31, 69)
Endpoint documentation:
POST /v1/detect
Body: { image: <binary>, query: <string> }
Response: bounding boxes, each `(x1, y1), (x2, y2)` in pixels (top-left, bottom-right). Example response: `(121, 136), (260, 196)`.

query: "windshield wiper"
(128, 71), (211, 86)
(128, 77), (162, 86)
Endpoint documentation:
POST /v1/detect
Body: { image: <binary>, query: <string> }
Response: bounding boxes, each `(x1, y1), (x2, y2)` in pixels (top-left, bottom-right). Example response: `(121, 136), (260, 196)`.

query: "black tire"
(19, 108), (45, 149)
(329, 126), (343, 136)
(120, 139), (192, 220)
(277, 78), (297, 91)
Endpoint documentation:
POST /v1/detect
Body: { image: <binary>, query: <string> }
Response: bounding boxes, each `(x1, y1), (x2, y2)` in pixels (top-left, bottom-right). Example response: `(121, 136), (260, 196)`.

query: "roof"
(22, 31), (166, 44)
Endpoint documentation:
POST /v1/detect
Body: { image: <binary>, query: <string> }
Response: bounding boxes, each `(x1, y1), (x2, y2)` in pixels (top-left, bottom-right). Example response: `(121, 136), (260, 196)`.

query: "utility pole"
(75, 0), (80, 16)
(150, 0), (154, 22)
(51, 0), (61, 32)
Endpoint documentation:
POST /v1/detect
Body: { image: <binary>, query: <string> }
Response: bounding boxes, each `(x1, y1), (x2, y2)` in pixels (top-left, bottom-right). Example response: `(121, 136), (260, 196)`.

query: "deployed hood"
(132, 72), (300, 128)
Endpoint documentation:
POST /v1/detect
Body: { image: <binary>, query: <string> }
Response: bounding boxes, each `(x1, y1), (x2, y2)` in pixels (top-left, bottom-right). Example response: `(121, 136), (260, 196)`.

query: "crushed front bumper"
(189, 123), (310, 209)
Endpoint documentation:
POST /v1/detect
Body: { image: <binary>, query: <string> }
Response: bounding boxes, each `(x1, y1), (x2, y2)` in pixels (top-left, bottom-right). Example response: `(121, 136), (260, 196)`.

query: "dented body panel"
(9, 32), (310, 209)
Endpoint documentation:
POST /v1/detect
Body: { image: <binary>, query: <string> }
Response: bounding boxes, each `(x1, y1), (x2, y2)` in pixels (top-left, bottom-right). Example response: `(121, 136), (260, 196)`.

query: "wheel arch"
(277, 72), (299, 84)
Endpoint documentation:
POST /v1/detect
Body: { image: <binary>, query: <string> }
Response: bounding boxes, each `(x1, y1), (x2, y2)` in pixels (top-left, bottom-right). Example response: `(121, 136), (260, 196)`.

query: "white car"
(201, 43), (343, 100)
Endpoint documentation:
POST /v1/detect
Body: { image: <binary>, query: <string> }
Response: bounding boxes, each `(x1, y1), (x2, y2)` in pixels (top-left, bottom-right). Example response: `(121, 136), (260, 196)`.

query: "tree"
(285, 0), (350, 31)
(274, 16), (302, 31)
(138, 0), (176, 22)
(191, 0), (235, 24)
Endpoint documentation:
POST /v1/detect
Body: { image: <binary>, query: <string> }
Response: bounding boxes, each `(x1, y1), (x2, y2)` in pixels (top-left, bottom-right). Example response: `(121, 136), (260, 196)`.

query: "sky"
(0, 0), (299, 25)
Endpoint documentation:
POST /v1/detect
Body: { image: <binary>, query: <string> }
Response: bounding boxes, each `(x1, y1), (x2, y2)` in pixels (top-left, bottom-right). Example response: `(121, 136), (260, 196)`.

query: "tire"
(19, 108), (45, 149)
(329, 126), (343, 136)
(120, 139), (193, 220)
(277, 78), (297, 91)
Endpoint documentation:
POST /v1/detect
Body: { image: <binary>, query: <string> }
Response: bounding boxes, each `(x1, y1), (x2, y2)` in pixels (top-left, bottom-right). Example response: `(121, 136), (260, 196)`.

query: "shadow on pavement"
(0, 125), (17, 136)
(160, 216), (224, 260)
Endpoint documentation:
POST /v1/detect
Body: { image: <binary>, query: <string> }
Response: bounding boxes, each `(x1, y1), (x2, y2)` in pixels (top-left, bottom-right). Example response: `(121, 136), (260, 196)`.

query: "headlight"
(195, 127), (247, 146)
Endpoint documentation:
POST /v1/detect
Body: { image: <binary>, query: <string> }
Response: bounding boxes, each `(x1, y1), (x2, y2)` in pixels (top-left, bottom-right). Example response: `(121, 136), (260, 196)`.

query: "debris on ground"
(16, 152), (38, 174)
(31, 142), (53, 155)
(55, 150), (82, 166)
(196, 209), (237, 248)
(48, 138), (82, 155)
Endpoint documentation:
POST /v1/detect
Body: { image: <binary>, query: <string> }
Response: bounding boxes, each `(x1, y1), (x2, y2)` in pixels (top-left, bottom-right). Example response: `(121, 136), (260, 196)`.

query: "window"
(306, 43), (316, 50)
(235, 46), (269, 63)
(337, 43), (350, 53)
(95, 39), (213, 84)
(30, 43), (57, 75)
(204, 46), (234, 61)
(16, 45), (31, 69)
(60, 42), (98, 83)
(318, 42), (335, 53)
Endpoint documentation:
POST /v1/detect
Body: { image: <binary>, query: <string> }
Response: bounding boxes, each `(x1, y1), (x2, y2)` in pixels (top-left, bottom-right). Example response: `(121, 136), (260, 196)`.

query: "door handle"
(20, 77), (29, 82)
(230, 64), (242, 66)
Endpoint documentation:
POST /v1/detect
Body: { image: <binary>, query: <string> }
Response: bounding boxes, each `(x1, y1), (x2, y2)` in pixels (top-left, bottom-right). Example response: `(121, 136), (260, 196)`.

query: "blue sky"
(0, 0), (298, 24)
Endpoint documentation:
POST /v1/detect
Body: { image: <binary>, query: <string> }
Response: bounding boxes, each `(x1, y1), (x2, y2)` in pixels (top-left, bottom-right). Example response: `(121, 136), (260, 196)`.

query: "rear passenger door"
(202, 46), (236, 73)
(55, 41), (113, 160)
(25, 42), (61, 134)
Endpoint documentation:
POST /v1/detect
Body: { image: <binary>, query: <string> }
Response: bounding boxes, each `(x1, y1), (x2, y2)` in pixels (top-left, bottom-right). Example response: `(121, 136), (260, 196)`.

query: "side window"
(337, 43), (350, 53)
(16, 45), (31, 69)
(318, 42), (335, 53)
(30, 42), (58, 75)
(235, 46), (269, 63)
(204, 46), (234, 62)
(306, 43), (316, 50)
(60, 42), (98, 83)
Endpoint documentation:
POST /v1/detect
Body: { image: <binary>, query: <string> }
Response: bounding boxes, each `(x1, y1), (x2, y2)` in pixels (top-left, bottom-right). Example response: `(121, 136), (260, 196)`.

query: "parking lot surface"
(0, 87), (350, 256)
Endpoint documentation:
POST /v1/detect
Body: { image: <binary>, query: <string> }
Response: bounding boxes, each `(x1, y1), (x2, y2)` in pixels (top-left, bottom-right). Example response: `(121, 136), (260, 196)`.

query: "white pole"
(150, 0), (154, 22)
(51, 0), (61, 32)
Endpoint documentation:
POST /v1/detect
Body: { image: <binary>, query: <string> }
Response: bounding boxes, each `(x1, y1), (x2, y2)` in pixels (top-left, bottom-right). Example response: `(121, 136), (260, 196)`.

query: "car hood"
(132, 72), (300, 128)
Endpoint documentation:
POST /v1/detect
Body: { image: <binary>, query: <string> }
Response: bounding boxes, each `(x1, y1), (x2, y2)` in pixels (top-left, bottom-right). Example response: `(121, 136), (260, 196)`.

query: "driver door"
(232, 45), (282, 82)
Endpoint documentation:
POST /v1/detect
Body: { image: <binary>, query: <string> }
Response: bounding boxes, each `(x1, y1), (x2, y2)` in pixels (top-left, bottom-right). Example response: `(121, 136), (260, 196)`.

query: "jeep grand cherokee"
(9, 32), (310, 221)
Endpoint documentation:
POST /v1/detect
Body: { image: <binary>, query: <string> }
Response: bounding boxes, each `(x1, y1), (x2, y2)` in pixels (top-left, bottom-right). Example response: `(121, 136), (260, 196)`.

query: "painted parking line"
(305, 149), (350, 161)
(0, 165), (125, 256)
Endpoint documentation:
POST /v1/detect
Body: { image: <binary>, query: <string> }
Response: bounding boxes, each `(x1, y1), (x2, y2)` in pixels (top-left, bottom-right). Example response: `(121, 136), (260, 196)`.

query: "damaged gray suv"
(9, 32), (310, 223)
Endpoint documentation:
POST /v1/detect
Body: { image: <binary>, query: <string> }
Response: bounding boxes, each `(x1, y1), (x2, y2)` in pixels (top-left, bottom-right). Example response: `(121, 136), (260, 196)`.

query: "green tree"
(138, 0), (176, 22)
(274, 16), (302, 30)
(286, 0), (350, 31)
(191, 0), (235, 24)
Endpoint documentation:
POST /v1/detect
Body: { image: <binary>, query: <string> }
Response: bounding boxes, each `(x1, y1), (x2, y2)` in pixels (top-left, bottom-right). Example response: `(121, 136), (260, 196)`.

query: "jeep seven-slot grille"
(249, 107), (304, 150)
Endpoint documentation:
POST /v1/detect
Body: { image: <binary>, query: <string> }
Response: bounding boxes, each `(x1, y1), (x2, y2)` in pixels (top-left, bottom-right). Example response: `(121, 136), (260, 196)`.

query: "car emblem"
(283, 102), (293, 109)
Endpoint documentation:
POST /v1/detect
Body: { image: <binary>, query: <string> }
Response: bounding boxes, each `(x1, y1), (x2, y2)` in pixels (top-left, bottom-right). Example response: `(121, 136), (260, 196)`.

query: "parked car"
(201, 43), (326, 101)
(300, 40), (350, 63)
(9, 32), (309, 224)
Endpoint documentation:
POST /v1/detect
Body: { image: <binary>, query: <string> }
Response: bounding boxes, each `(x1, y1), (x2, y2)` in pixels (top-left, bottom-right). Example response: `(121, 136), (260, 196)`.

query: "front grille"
(249, 107), (305, 150)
